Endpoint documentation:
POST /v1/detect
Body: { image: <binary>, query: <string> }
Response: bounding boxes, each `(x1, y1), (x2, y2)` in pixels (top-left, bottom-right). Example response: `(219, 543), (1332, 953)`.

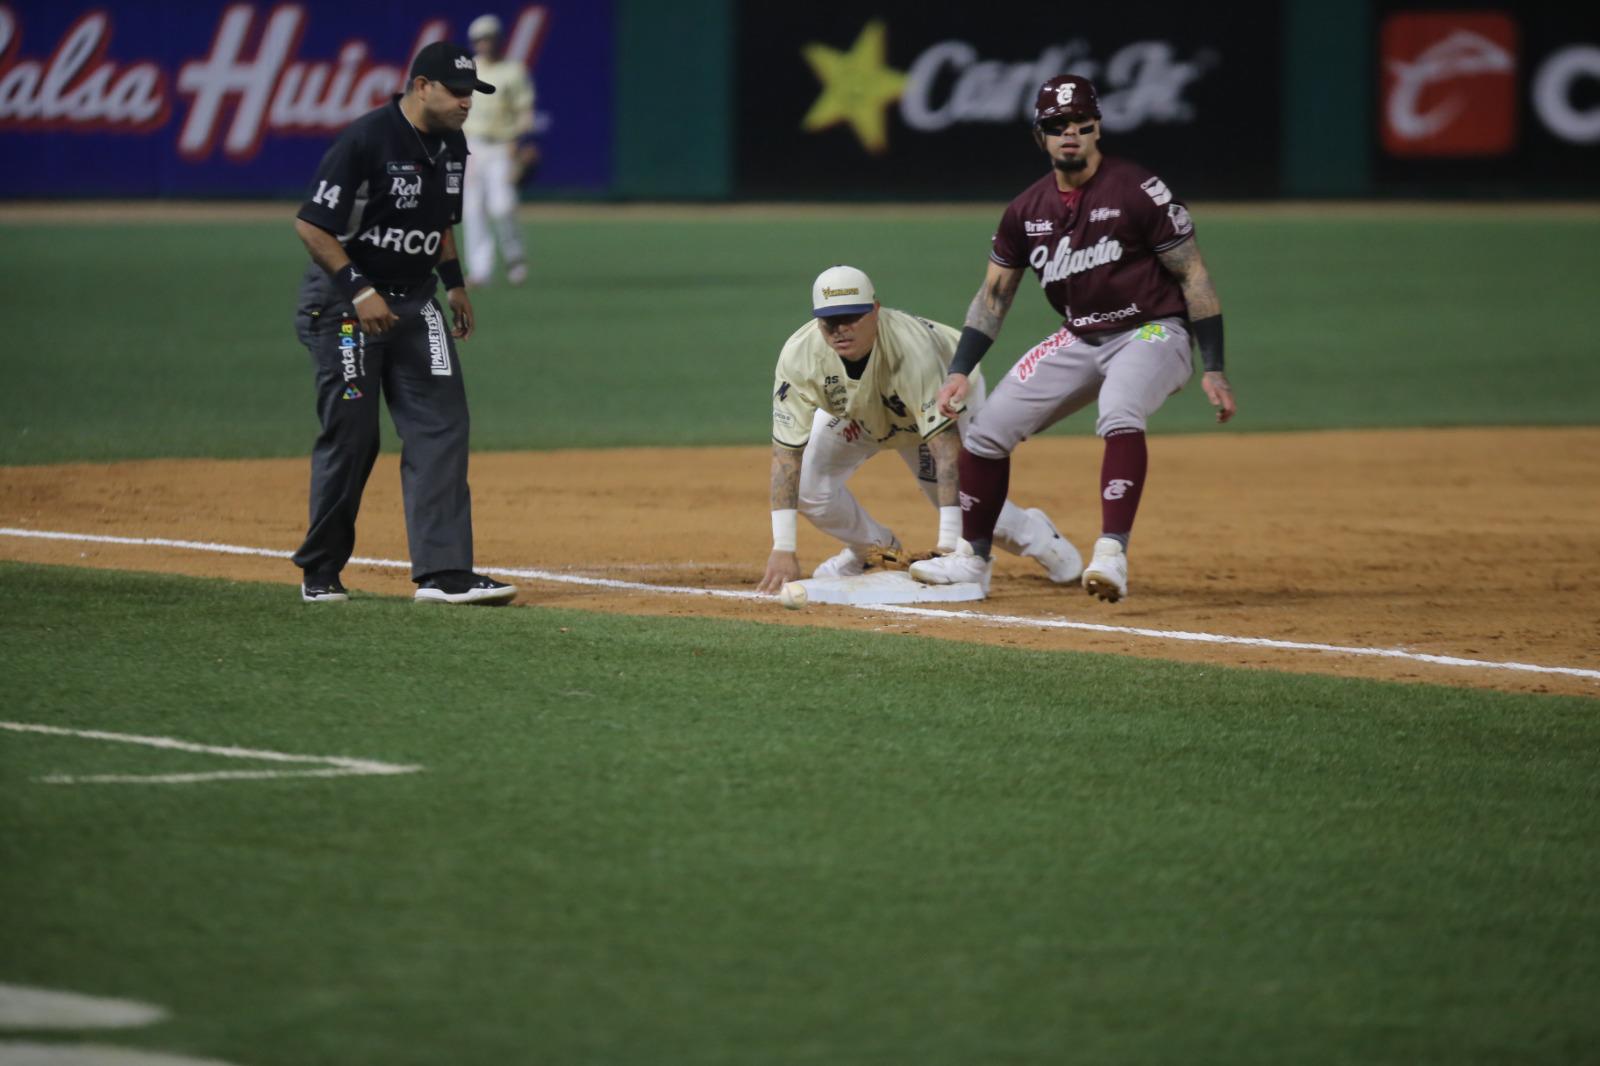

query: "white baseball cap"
(812, 265), (876, 318)
(468, 14), (503, 40)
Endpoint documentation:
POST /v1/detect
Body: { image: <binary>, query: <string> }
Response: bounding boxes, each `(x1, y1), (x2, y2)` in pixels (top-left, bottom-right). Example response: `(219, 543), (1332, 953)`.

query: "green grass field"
(3, 208), (1599, 1063)
(1, 211), (1597, 463)
(4, 563), (1598, 1065)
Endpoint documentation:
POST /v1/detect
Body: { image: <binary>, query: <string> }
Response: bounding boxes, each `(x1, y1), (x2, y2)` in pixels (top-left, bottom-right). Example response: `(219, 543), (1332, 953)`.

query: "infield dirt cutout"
(2, 427), (1597, 698)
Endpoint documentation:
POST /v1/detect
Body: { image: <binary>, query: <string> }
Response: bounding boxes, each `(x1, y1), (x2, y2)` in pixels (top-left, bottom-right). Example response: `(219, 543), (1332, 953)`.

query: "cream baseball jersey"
(463, 56), (535, 143)
(771, 308), (970, 450)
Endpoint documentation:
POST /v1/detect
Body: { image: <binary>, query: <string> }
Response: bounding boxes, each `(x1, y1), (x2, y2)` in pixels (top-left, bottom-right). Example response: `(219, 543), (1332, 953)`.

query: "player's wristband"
(437, 259), (466, 291)
(937, 506), (962, 552)
(1192, 314), (1225, 373)
(352, 287), (379, 307)
(947, 327), (995, 377)
(772, 509), (798, 552)
(334, 263), (372, 303)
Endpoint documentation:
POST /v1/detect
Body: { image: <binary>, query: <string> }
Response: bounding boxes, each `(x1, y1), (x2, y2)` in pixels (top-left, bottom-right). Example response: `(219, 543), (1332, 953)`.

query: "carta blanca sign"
(737, 3), (1281, 198)
(0, 1), (614, 195)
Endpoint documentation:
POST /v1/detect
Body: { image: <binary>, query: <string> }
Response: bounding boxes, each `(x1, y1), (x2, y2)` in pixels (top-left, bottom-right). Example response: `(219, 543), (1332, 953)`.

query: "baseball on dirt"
(779, 582), (808, 610)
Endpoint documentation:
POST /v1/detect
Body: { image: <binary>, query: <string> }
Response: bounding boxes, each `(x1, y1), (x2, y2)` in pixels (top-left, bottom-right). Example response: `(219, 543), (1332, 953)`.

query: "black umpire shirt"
(296, 95), (467, 295)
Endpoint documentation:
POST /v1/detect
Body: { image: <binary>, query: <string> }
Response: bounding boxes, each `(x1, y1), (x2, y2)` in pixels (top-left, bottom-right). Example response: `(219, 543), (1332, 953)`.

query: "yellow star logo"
(800, 20), (907, 155)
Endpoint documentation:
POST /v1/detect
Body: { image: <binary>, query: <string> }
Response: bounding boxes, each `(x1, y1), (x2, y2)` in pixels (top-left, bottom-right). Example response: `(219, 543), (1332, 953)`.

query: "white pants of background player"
(462, 138), (527, 284)
(797, 371), (1037, 557)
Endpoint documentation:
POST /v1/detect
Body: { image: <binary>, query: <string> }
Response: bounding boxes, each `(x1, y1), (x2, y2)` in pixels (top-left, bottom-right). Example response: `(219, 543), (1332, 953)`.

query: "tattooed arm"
(924, 425), (961, 508)
(1156, 238), (1221, 319)
(758, 444), (805, 592)
(1158, 237), (1237, 424)
(966, 261), (1025, 339)
(938, 262), (1025, 418)
(768, 443), (802, 511)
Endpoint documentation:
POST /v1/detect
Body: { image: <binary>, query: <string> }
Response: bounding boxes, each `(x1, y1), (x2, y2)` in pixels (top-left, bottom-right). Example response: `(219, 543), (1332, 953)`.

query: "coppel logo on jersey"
(1381, 12), (1518, 157)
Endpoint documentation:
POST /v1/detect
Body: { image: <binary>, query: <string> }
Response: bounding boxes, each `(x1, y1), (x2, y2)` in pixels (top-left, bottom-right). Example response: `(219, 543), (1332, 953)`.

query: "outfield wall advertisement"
(732, 2), (1284, 200)
(1373, 2), (1600, 194)
(0, 2), (614, 197)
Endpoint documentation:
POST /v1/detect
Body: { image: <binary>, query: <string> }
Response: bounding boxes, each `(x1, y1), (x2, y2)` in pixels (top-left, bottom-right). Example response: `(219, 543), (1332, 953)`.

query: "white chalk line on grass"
(0, 721), (422, 785)
(2, 526), (1597, 683)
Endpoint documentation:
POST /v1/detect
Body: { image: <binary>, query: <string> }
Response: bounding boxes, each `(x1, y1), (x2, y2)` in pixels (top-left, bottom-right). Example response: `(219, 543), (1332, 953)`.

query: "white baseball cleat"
(1082, 537), (1129, 602)
(1021, 508), (1084, 584)
(813, 546), (866, 579)
(909, 540), (992, 594)
(813, 538), (902, 579)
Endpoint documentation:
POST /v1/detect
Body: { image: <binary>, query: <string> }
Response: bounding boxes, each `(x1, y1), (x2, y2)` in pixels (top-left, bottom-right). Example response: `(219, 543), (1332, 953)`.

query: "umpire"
(291, 41), (515, 606)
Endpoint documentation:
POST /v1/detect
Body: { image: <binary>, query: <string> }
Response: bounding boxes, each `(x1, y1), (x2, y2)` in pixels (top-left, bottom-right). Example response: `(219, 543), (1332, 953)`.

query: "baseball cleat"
(414, 571), (518, 605)
(909, 540), (992, 594)
(1022, 508), (1084, 584)
(1082, 537), (1129, 602)
(301, 577), (349, 603)
(813, 546), (867, 580)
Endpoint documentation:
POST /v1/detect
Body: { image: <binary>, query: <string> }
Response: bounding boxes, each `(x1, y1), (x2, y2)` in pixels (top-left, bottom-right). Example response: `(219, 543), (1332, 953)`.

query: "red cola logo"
(0, 3), (548, 161)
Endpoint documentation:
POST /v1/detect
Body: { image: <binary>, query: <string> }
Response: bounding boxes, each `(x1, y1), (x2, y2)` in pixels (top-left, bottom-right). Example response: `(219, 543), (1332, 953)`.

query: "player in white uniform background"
(463, 14), (536, 287)
(758, 266), (1082, 595)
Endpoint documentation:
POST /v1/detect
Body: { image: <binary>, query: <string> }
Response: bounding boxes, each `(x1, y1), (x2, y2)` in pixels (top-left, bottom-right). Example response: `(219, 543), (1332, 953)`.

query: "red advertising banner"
(1380, 11), (1519, 158)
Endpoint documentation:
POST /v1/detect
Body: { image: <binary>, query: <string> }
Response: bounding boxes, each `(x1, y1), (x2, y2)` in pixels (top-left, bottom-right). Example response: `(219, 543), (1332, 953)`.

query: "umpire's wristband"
(947, 327), (995, 377)
(437, 258), (466, 291)
(333, 263), (373, 304)
(1192, 314), (1225, 373)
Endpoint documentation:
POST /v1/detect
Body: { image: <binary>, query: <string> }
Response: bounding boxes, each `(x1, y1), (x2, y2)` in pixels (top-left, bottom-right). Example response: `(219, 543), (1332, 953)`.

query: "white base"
(796, 569), (986, 605)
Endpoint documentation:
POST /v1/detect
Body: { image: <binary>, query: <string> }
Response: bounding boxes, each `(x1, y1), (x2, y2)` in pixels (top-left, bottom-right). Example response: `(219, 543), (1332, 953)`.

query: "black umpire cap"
(409, 41), (496, 94)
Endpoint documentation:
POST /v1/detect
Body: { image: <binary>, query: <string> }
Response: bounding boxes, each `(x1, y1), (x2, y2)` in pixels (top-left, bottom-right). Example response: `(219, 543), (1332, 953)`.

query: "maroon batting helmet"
(1034, 75), (1101, 125)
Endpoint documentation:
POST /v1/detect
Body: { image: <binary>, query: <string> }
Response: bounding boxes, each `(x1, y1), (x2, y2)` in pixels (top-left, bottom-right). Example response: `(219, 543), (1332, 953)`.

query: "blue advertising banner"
(0, 1), (614, 196)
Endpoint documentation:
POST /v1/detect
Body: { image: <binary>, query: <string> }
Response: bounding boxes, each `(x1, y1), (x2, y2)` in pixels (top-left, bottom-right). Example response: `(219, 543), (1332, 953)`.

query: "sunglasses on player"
(1039, 117), (1097, 137)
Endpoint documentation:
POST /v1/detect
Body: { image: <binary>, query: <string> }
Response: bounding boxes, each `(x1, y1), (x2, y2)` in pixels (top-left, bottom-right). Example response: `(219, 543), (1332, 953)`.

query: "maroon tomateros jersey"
(990, 156), (1194, 334)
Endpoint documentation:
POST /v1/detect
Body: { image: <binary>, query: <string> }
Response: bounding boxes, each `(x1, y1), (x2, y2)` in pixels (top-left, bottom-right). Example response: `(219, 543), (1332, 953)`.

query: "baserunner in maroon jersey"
(910, 74), (1236, 602)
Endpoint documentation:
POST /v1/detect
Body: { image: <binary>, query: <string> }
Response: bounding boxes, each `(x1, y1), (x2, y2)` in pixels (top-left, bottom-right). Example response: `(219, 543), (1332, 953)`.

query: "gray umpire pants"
(290, 267), (474, 582)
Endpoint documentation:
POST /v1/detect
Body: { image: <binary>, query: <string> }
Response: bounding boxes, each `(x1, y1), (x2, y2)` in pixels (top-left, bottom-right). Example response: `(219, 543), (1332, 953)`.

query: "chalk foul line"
(1, 526), (1596, 683)
(0, 721), (422, 785)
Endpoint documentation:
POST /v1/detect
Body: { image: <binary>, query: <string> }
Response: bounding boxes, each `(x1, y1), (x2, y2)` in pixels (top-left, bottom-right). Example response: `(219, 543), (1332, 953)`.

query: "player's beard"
(1053, 154), (1089, 174)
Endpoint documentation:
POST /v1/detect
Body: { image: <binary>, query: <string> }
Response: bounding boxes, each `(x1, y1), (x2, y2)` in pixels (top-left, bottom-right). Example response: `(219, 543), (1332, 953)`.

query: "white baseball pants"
(462, 138), (526, 283)
(797, 372), (1031, 554)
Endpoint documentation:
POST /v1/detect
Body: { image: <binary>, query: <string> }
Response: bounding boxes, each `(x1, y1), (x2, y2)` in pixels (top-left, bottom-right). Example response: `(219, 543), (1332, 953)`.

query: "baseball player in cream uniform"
(758, 266), (1082, 594)
(463, 14), (536, 286)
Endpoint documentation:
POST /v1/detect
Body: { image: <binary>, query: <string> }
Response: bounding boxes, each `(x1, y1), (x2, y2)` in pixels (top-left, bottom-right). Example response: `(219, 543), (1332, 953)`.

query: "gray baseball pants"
(963, 317), (1193, 457)
(291, 271), (474, 582)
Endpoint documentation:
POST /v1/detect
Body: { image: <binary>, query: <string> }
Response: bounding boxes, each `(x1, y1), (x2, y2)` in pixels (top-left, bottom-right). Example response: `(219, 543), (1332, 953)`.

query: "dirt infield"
(2, 428), (1596, 698)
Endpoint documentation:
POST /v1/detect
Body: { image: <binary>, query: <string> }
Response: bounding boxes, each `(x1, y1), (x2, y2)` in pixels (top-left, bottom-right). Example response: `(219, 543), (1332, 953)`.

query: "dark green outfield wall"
(609, 0), (1375, 199)
(610, 0), (1592, 200)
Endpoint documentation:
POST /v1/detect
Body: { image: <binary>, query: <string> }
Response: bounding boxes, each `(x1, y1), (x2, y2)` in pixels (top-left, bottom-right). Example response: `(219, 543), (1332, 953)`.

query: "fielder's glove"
(860, 545), (911, 571)
(860, 546), (945, 571)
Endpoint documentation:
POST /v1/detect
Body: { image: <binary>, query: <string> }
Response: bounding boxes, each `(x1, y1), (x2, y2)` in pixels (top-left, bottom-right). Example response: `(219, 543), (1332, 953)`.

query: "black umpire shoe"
(301, 575), (350, 603)
(414, 571), (518, 606)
